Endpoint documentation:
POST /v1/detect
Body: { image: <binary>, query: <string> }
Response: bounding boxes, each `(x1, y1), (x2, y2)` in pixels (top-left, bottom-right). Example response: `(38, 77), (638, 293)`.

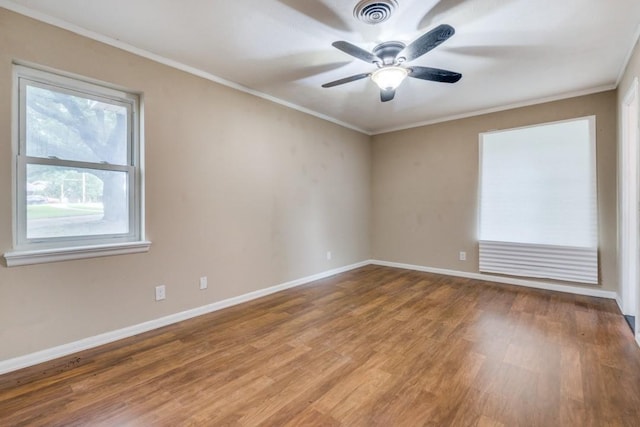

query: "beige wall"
(617, 37), (640, 298)
(0, 9), (371, 361)
(371, 91), (618, 291)
(0, 6), (629, 365)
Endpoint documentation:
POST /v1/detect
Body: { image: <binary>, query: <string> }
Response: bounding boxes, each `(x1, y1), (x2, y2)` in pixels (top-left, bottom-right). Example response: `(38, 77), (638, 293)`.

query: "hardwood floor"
(1, 265), (640, 426)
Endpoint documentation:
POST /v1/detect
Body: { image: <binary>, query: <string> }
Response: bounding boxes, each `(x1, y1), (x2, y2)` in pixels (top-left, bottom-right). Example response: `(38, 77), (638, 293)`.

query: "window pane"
(26, 164), (129, 239)
(25, 85), (128, 165)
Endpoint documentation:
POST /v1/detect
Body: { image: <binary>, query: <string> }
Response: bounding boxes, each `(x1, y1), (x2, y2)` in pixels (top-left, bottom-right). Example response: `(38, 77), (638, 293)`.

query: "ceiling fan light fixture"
(322, 24), (460, 102)
(371, 66), (408, 90)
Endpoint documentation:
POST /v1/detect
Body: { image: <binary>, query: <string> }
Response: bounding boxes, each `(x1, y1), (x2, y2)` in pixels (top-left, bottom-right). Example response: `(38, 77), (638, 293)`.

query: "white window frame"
(3, 65), (150, 266)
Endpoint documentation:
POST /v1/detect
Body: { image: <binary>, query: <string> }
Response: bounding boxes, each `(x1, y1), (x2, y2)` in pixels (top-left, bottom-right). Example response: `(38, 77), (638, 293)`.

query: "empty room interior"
(2, 0), (640, 425)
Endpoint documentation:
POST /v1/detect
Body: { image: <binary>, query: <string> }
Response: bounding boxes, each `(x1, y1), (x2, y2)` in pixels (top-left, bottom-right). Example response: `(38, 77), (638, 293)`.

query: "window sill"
(3, 241), (152, 267)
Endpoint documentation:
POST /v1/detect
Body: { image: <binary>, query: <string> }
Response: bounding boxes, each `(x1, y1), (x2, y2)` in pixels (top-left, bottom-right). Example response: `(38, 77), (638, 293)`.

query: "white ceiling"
(3, 0), (640, 134)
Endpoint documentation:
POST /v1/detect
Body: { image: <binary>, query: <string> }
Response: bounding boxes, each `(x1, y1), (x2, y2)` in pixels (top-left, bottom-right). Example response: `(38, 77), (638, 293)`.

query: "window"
(3, 65), (149, 266)
(478, 117), (598, 284)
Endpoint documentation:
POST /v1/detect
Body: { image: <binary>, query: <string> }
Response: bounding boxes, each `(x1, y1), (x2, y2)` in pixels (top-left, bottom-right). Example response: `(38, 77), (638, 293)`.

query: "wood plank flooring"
(1, 265), (640, 426)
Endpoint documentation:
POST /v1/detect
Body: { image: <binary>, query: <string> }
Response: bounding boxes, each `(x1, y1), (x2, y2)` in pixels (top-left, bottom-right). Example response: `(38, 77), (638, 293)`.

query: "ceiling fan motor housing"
(373, 41), (406, 65)
(354, 0), (399, 25)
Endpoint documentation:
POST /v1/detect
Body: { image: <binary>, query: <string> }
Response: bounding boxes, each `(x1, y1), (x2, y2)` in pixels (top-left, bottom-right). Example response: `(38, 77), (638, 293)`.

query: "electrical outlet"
(155, 285), (166, 301)
(199, 276), (208, 290)
(326, 251), (332, 260)
(459, 251), (467, 261)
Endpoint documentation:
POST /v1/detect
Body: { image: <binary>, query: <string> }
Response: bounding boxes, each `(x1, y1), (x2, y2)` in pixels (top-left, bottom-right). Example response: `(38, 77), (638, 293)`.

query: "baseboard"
(0, 258), (622, 375)
(0, 260), (370, 375)
(616, 295), (625, 314)
(370, 259), (618, 300)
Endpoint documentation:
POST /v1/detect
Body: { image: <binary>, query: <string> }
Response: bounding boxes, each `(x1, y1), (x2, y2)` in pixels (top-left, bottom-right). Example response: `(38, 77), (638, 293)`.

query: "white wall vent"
(354, 0), (399, 25)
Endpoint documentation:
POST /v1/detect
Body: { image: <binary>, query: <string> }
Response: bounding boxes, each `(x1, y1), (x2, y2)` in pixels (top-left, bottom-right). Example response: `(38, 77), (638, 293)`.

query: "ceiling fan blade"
(322, 73), (371, 88)
(380, 89), (395, 102)
(409, 66), (462, 83)
(332, 41), (381, 64)
(399, 24), (455, 62)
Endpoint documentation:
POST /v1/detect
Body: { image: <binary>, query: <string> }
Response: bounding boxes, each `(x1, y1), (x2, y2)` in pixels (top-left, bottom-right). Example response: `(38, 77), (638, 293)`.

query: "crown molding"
(616, 22), (640, 87)
(371, 84), (617, 135)
(0, 2), (627, 137)
(0, 1), (370, 135)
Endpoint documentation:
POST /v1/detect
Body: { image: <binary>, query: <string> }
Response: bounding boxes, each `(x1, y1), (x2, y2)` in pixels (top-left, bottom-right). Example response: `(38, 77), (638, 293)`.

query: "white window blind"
(478, 117), (598, 284)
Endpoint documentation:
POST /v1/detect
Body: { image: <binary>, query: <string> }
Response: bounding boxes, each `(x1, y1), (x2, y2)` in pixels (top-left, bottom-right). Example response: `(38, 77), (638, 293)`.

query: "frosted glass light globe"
(371, 66), (409, 90)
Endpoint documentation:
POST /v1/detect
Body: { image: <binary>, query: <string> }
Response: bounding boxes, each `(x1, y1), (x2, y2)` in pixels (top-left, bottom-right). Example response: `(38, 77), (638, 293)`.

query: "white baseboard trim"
(1, 259), (623, 375)
(0, 260), (370, 375)
(616, 295), (624, 314)
(370, 260), (618, 300)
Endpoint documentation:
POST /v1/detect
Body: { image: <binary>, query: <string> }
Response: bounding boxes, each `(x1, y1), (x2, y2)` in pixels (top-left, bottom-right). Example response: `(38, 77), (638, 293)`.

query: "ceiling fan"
(322, 24), (462, 102)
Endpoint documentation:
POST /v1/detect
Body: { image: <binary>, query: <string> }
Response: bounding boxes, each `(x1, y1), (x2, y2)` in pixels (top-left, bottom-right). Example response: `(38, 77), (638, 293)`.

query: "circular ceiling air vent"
(353, 0), (399, 25)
